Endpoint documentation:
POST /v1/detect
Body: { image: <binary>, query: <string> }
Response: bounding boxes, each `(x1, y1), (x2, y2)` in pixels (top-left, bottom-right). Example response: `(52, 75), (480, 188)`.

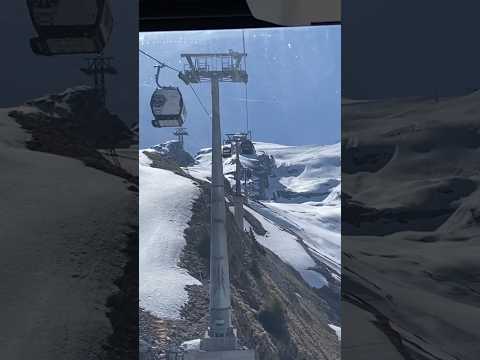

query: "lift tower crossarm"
(180, 52), (248, 84)
(173, 127), (189, 148)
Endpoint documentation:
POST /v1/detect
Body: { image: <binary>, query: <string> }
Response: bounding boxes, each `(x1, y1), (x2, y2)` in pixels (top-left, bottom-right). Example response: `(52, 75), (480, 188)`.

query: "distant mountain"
(188, 141), (341, 271)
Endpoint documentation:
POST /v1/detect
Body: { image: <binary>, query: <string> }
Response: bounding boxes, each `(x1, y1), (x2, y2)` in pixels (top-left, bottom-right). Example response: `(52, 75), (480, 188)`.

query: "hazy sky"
(139, 26), (341, 154)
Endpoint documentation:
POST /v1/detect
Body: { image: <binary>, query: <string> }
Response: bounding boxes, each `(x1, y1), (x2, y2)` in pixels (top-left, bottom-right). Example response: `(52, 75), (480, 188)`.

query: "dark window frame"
(139, 0), (340, 31)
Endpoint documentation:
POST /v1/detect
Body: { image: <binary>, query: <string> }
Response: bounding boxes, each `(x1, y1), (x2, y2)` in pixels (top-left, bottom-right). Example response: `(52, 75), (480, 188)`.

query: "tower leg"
(207, 77), (233, 339)
(234, 141), (244, 229)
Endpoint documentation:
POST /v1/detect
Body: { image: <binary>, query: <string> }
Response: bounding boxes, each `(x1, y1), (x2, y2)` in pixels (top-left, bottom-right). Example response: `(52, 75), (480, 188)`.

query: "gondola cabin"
(240, 139), (255, 155)
(27, 0), (113, 55)
(150, 87), (186, 128)
(222, 143), (232, 158)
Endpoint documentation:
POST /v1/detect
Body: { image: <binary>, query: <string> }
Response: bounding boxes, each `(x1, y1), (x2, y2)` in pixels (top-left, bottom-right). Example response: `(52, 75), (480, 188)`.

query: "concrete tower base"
(200, 335), (238, 352)
(183, 349), (256, 360)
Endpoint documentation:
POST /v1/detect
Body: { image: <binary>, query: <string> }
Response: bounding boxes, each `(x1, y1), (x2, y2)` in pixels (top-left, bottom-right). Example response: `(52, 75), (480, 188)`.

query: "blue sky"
(139, 26), (341, 154)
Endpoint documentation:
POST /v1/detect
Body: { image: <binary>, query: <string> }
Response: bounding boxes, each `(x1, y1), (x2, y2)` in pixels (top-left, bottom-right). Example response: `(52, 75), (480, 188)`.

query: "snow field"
(140, 151), (201, 319)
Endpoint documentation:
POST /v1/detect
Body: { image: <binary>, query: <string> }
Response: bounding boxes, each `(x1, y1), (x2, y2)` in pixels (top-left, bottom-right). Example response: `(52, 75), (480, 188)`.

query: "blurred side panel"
(246, 0), (340, 26)
(0, 2), (139, 359)
(139, 0), (278, 31)
(342, 1), (480, 359)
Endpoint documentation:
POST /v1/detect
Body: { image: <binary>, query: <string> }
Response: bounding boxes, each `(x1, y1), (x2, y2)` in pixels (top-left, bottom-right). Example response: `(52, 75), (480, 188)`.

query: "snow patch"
(247, 205), (328, 288)
(140, 162), (201, 319)
(139, 149), (154, 167)
(328, 324), (341, 341)
(265, 201), (340, 265)
(181, 339), (201, 351)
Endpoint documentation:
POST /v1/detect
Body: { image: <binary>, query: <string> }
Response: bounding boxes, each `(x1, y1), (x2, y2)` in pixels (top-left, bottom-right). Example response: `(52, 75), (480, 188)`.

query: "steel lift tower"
(230, 136), (245, 230)
(174, 127), (189, 148)
(233, 139), (244, 230)
(80, 55), (117, 106)
(179, 51), (255, 360)
(81, 55), (120, 167)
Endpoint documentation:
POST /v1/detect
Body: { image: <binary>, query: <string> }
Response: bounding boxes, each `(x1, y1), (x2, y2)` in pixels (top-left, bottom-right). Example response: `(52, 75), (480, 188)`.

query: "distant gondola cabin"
(240, 139), (255, 155)
(150, 87), (186, 128)
(27, 0), (113, 55)
(222, 144), (232, 158)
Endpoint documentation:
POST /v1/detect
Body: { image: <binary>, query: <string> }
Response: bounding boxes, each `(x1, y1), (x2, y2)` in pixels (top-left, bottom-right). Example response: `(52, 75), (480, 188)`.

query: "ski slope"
(140, 149), (201, 319)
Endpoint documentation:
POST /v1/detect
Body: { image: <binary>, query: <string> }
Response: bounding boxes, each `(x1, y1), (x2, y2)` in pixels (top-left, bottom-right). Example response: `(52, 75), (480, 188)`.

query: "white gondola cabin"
(27, 0), (113, 56)
(222, 143), (232, 158)
(151, 87), (186, 128)
(240, 139), (255, 155)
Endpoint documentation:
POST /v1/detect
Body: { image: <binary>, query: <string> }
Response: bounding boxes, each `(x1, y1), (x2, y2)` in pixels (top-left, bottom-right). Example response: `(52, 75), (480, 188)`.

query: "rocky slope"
(151, 140), (195, 167)
(8, 86), (136, 182)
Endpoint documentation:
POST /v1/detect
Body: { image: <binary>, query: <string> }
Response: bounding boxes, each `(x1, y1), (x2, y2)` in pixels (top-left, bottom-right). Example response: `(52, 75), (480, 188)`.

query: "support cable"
(139, 49), (181, 72)
(242, 30), (250, 134)
(188, 83), (211, 118)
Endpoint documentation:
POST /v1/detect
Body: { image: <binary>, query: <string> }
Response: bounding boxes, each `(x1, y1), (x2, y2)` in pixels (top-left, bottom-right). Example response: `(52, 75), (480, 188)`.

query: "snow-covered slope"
(186, 142), (341, 289)
(189, 142), (340, 201)
(342, 92), (480, 359)
(140, 149), (201, 319)
(264, 201), (340, 265)
(254, 142), (340, 201)
(246, 205), (328, 288)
